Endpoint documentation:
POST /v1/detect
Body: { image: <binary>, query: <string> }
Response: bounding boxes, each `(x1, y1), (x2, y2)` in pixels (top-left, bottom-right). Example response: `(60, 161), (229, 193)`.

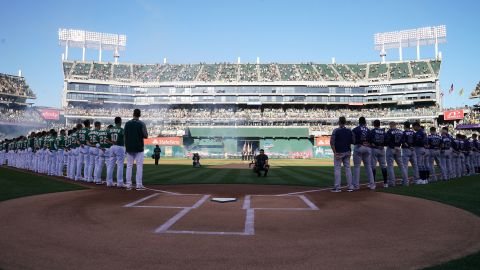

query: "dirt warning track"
(1, 184), (480, 270)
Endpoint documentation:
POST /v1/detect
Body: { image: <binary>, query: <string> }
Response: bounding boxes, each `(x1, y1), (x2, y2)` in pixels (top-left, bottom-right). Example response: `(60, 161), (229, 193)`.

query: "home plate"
(211, 198), (237, 203)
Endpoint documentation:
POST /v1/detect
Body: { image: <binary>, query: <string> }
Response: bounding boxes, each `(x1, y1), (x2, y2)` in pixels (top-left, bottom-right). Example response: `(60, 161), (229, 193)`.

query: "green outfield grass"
(141, 158), (412, 187)
(0, 167), (86, 202)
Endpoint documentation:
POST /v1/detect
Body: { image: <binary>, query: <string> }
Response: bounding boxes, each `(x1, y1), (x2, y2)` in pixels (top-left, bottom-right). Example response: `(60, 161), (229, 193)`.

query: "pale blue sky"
(0, 0), (479, 108)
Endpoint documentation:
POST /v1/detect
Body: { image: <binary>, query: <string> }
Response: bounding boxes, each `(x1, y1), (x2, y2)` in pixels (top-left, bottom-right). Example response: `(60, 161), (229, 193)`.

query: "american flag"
(449, 84), (454, 94)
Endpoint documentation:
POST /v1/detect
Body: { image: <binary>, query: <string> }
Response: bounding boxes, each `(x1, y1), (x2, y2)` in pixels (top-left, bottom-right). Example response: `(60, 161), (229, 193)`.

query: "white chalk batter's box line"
(123, 193), (319, 236)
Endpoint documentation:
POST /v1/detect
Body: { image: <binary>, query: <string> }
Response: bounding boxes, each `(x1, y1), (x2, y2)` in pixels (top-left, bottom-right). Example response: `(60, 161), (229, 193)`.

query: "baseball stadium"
(1, 1), (480, 270)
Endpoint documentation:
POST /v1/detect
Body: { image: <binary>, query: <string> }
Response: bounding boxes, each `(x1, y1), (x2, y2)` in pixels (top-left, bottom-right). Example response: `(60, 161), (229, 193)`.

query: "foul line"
(154, 195), (210, 233)
(123, 193), (160, 207)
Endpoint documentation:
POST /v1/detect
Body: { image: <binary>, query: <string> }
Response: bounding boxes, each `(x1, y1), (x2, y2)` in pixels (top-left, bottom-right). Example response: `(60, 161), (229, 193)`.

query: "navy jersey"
(427, 134), (443, 149)
(402, 130), (415, 148)
(464, 139), (471, 152)
(352, 125), (370, 145)
(330, 127), (353, 153)
(413, 129), (427, 147)
(441, 135), (453, 150)
(386, 128), (404, 148)
(456, 139), (465, 151)
(369, 128), (386, 147)
(472, 139), (479, 151)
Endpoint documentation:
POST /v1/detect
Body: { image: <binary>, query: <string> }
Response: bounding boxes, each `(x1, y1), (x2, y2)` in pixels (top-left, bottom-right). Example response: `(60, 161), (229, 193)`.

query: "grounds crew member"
(76, 120), (91, 181)
(385, 122), (408, 186)
(153, 145), (161, 165)
(368, 119), (388, 187)
(330, 116), (354, 192)
(124, 109), (148, 190)
(253, 149), (269, 177)
(352, 117), (375, 190)
(440, 127), (454, 180)
(107, 117), (126, 187)
(412, 122), (428, 184)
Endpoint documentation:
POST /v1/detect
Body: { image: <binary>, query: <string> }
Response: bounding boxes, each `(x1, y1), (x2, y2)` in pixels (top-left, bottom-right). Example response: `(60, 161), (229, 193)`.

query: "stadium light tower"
(374, 25), (446, 62)
(58, 28), (127, 62)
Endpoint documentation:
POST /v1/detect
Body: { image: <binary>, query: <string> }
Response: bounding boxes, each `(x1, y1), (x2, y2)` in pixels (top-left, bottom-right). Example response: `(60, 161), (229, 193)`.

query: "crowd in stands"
(64, 105), (440, 121)
(0, 74), (34, 97)
(63, 60), (440, 83)
(0, 108), (45, 124)
(470, 81), (480, 98)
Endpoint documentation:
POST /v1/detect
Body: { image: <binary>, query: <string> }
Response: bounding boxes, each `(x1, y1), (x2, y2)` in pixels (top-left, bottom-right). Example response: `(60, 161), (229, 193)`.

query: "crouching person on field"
(192, 153), (201, 167)
(253, 149), (269, 177)
(330, 116), (354, 192)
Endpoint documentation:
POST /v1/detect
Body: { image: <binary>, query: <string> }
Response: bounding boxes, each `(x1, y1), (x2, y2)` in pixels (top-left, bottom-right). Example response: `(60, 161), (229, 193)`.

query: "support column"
(434, 31), (439, 60)
(416, 40), (420, 60)
(65, 41), (69, 60)
(398, 45), (403, 61)
(99, 43), (102, 62)
(82, 46), (86, 61)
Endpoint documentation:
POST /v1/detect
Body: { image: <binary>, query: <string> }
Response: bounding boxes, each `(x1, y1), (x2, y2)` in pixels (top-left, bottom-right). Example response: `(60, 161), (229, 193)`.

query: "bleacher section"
(64, 60), (440, 83)
(368, 63), (388, 80)
(389, 62), (410, 80)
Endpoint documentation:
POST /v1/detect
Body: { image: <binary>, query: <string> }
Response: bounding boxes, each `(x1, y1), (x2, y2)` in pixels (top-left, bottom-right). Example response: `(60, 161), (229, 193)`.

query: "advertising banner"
(144, 137), (182, 146)
(443, 109), (464, 121)
(39, 109), (60, 120)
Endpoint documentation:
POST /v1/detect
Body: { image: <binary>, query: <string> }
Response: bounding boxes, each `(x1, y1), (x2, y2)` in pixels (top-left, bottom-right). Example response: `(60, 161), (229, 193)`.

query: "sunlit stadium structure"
(0, 73), (44, 138)
(60, 27), (449, 158)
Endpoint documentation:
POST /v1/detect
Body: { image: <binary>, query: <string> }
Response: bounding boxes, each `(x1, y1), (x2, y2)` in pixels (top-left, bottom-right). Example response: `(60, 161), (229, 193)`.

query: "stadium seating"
(91, 63), (112, 80)
(63, 62), (73, 78)
(62, 60), (441, 83)
(410, 61), (431, 77)
(389, 62), (410, 80)
(430, 60), (441, 75)
(239, 64), (258, 82)
(333, 64), (357, 81)
(347, 64), (367, 80)
(112, 64), (131, 80)
(313, 64), (337, 80)
(0, 73), (34, 98)
(71, 62), (92, 76)
(177, 64), (202, 81)
(368, 63), (388, 80)
(297, 64), (322, 81)
(132, 64), (162, 82)
(197, 64), (219, 81)
(217, 63), (238, 82)
(259, 64), (280, 82)
(470, 81), (480, 98)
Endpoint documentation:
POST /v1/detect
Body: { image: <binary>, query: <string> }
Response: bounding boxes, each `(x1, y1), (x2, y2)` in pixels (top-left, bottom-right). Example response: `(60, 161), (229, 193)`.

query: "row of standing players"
(0, 117), (146, 190)
(330, 117), (480, 192)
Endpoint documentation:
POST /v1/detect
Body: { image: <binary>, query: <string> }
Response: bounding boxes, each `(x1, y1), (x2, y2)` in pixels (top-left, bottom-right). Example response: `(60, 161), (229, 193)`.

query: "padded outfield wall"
(143, 129), (333, 159)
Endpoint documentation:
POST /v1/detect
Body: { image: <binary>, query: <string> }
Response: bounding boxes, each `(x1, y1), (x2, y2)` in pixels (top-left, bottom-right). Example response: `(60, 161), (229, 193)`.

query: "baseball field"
(0, 159), (479, 270)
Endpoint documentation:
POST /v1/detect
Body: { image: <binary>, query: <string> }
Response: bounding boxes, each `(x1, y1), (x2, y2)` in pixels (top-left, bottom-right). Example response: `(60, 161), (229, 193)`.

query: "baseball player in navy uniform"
(453, 134), (464, 178)
(401, 121), (419, 182)
(426, 127), (444, 181)
(385, 122), (408, 186)
(368, 120), (388, 187)
(472, 134), (479, 173)
(463, 135), (474, 176)
(412, 122), (428, 184)
(440, 127), (454, 180)
(352, 117), (375, 190)
(330, 116), (354, 192)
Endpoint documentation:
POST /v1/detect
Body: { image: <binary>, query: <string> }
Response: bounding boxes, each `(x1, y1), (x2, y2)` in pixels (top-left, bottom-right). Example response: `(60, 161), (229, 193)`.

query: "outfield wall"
(143, 128), (332, 159)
